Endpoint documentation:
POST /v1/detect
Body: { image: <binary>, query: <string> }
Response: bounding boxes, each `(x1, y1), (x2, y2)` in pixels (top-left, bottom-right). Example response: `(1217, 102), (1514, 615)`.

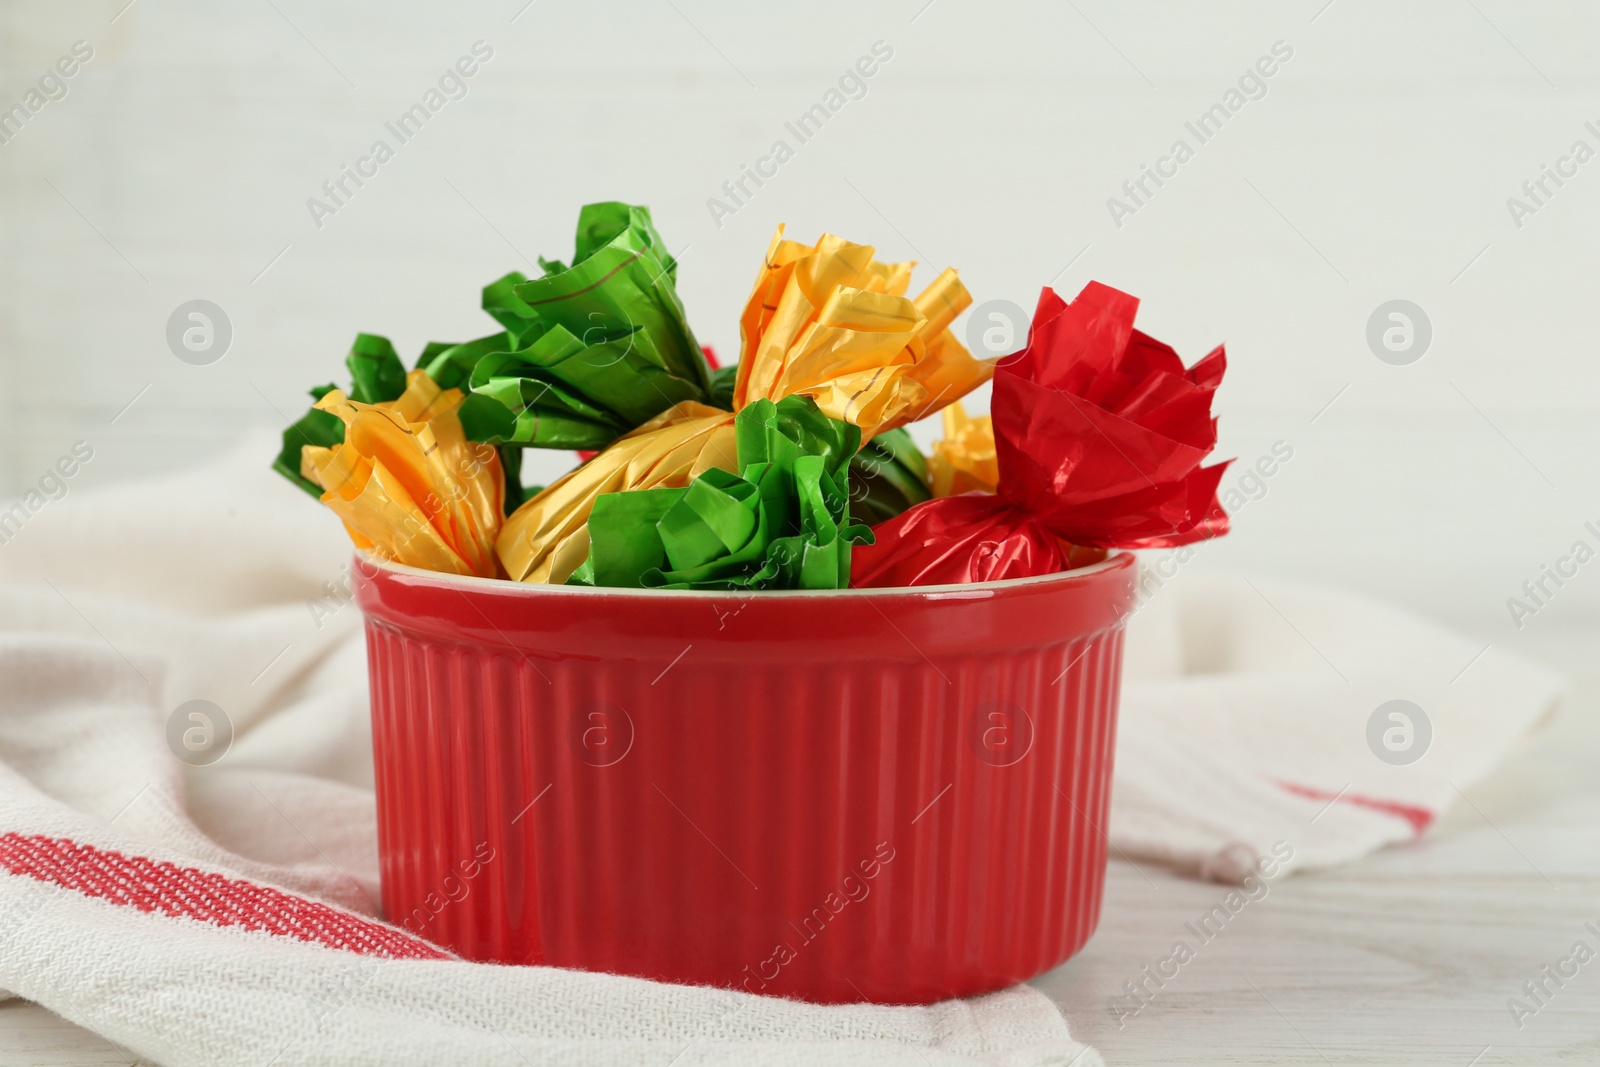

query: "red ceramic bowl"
(353, 550), (1136, 1004)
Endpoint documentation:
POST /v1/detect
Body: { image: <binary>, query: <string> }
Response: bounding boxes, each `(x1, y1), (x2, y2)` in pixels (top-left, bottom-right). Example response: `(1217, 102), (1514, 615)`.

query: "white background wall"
(2, 0), (1597, 648)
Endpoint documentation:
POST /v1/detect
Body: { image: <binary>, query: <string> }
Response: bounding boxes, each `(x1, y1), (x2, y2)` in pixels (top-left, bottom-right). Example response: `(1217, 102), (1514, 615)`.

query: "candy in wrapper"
(512, 202), (709, 398)
(927, 402), (999, 497)
(416, 204), (715, 453)
(449, 309), (706, 449)
(570, 345), (725, 467)
(734, 228), (990, 439)
(274, 396), (344, 499)
(848, 493), (1068, 587)
(275, 204), (712, 519)
(571, 396), (871, 590)
(852, 281), (1230, 588)
(495, 402), (738, 583)
(272, 333), (410, 498)
(994, 283), (1229, 547)
(847, 426), (931, 526)
(299, 369), (504, 578)
(496, 225), (993, 583)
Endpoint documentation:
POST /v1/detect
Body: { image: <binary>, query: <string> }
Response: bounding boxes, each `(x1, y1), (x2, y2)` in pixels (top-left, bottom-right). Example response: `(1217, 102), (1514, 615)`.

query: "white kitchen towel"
(0, 437), (1101, 1067)
(0, 435), (1564, 1065)
(1114, 563), (1566, 881)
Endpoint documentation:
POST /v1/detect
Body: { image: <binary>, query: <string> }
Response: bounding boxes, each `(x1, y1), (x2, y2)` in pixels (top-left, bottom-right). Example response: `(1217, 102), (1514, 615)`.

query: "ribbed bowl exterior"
(355, 552), (1135, 1004)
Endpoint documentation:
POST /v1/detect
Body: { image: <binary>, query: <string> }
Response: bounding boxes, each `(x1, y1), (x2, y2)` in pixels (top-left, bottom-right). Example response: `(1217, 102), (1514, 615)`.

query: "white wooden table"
(5, 628), (1595, 1066)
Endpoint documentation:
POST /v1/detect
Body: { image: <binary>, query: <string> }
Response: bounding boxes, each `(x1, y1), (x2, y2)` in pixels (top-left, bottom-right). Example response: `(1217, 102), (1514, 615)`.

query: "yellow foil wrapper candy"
(496, 402), (737, 583)
(302, 370), (504, 578)
(928, 401), (999, 497)
(734, 228), (986, 434)
(497, 226), (994, 584)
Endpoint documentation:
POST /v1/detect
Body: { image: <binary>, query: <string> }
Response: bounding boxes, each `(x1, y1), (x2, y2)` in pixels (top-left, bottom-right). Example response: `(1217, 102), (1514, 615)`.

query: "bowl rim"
(354, 549), (1135, 601)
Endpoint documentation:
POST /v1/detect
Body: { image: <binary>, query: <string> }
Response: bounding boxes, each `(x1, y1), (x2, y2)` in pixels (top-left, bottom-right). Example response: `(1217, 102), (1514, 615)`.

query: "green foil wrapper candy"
(571, 396), (873, 590)
(273, 203), (713, 504)
(847, 426), (932, 526)
(412, 204), (715, 454)
(515, 202), (710, 393)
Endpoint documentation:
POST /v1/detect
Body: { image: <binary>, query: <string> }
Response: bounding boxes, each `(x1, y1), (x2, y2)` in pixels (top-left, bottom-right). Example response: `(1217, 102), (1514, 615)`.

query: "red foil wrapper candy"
(852, 281), (1230, 588)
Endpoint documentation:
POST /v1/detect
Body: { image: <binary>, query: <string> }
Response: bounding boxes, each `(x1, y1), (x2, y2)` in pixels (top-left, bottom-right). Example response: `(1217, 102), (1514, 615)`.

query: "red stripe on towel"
(1275, 782), (1435, 836)
(0, 832), (448, 960)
